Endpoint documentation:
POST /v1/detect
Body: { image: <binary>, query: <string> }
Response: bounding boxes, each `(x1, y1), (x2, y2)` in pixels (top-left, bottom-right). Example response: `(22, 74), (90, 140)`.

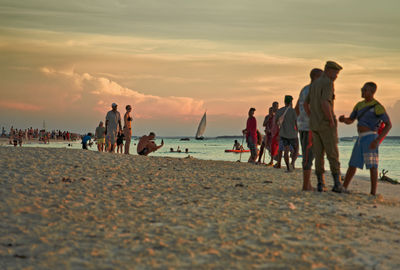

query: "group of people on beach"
(4, 126), (77, 146)
(89, 103), (164, 156)
(242, 61), (392, 195)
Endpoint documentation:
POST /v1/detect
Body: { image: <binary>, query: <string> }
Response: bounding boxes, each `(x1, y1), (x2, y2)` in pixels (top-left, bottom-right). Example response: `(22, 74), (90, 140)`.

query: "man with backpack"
(339, 82), (392, 195)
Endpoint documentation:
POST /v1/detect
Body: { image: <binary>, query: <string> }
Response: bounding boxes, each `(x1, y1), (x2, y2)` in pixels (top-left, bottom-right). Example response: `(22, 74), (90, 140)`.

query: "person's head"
(234, 140), (238, 144)
(324, 61), (342, 81)
(149, 132), (156, 140)
(99, 121), (103, 127)
(185, 148), (188, 153)
(111, 103), (118, 111)
(126, 105), (132, 112)
(248, 107), (256, 117)
(272, 102), (279, 112)
(268, 107), (274, 115)
(310, 68), (323, 82)
(88, 133), (92, 137)
(284, 95), (293, 106)
(361, 82), (377, 99)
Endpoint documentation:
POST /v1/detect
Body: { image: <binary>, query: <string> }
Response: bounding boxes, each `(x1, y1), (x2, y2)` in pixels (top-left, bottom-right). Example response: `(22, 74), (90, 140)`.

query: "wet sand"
(1, 147), (399, 269)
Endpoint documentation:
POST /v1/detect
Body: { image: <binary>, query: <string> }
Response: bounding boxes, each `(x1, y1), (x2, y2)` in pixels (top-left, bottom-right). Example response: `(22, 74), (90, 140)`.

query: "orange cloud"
(0, 100), (43, 112)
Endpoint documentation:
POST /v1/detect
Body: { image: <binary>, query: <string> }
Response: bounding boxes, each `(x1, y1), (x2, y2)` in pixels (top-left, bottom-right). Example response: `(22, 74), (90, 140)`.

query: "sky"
(1, 0), (400, 136)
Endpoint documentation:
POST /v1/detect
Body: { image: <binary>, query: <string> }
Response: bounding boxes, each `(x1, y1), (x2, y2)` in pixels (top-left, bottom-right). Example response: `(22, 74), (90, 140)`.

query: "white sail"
(195, 112), (206, 138)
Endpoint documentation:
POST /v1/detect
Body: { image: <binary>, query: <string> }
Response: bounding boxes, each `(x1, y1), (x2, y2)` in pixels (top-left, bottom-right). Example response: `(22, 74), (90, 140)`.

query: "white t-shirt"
(297, 84), (310, 131)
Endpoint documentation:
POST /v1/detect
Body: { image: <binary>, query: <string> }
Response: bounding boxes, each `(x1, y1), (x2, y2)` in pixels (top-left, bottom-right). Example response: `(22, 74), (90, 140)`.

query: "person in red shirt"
(243, 108), (258, 163)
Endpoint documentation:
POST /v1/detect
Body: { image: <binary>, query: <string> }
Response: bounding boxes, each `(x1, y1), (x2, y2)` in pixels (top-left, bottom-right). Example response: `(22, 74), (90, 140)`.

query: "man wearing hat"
(305, 61), (344, 192)
(105, 103), (122, 153)
(275, 95), (298, 172)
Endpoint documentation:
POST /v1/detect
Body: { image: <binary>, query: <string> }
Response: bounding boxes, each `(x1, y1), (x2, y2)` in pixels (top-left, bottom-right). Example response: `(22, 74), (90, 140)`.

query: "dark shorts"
(247, 136), (258, 158)
(138, 148), (149, 155)
(299, 130), (314, 170)
(281, 137), (298, 149)
(82, 143), (88, 150)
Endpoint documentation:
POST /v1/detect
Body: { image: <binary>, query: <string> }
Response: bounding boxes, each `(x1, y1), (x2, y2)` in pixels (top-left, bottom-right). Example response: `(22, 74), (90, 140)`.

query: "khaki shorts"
(96, 137), (105, 144)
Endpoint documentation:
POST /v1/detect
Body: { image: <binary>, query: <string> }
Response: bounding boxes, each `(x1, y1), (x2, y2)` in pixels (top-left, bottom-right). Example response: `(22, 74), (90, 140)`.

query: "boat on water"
(195, 112), (206, 140)
(180, 138), (190, 141)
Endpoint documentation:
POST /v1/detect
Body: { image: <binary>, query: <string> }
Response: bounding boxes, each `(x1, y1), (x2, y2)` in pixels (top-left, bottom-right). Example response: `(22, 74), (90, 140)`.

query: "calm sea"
(18, 136), (400, 181)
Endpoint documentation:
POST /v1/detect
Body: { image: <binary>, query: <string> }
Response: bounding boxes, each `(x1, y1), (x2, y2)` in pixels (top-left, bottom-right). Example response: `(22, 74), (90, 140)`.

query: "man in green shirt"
(305, 61), (344, 193)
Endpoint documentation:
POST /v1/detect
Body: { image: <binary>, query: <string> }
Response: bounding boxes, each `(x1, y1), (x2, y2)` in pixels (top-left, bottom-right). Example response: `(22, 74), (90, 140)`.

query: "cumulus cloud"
(40, 67), (205, 118)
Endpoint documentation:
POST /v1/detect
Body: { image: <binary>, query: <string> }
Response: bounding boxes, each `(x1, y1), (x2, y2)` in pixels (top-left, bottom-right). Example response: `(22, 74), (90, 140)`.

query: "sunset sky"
(1, 0), (400, 136)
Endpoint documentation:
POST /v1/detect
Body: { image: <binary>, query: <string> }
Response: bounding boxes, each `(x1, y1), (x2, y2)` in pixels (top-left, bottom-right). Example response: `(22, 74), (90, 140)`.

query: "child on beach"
(339, 82), (392, 195)
(116, 131), (124, 154)
(81, 133), (92, 150)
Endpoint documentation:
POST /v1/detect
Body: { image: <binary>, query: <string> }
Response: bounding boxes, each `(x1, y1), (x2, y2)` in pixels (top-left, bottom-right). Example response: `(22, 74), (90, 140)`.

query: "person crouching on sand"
(242, 107), (258, 163)
(82, 133), (92, 150)
(339, 82), (392, 195)
(137, 132), (164, 156)
(116, 130), (124, 154)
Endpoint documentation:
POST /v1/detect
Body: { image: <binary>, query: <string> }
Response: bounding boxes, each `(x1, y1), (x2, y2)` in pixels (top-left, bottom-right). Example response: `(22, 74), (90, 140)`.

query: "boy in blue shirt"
(339, 82), (392, 195)
(82, 133), (92, 150)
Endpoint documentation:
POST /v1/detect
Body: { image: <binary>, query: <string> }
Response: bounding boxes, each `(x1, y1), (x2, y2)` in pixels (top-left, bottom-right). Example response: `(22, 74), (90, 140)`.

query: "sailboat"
(195, 112), (206, 140)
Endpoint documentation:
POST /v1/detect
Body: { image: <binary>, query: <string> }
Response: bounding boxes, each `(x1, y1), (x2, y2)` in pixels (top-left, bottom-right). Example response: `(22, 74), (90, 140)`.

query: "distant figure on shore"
(185, 148), (189, 153)
(116, 130), (124, 154)
(243, 107), (258, 163)
(105, 103), (122, 153)
(177, 146), (181, 153)
(295, 68), (323, 190)
(137, 132), (164, 156)
(269, 102), (280, 168)
(82, 133), (92, 150)
(305, 61), (344, 192)
(1, 127), (5, 137)
(275, 95), (298, 172)
(95, 121), (106, 152)
(170, 147), (174, 152)
(233, 140), (242, 150)
(339, 82), (392, 195)
(123, 105), (133, 155)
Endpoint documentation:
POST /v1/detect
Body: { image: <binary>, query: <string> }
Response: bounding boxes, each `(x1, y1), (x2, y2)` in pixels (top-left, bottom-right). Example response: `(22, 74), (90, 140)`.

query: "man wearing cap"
(295, 68), (323, 190)
(242, 108), (258, 163)
(275, 95), (298, 172)
(95, 121), (106, 152)
(124, 105), (133, 155)
(105, 103), (122, 153)
(305, 61), (344, 192)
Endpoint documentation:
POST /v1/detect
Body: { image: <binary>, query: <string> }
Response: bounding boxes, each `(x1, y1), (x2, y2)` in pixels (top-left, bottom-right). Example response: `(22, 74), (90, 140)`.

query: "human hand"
(338, 115), (345, 123)
(369, 139), (378, 150)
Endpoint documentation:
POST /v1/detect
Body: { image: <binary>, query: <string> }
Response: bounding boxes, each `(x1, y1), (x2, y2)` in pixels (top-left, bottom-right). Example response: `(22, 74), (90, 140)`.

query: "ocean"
(18, 136), (400, 182)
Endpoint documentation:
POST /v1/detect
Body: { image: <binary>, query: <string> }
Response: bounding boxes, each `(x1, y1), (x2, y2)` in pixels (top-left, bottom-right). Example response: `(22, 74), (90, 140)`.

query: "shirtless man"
(137, 132), (164, 156)
(123, 105), (133, 154)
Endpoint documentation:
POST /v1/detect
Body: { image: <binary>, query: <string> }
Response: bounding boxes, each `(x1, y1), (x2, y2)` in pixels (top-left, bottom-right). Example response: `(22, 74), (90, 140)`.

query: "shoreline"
(1, 147), (399, 268)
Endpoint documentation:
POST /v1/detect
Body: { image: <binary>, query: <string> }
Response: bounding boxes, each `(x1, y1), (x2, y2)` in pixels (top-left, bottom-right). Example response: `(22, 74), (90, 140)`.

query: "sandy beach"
(1, 147), (399, 269)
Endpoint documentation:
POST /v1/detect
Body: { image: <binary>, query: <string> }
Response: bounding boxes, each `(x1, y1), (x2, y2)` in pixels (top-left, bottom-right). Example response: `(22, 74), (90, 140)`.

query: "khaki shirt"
(305, 74), (335, 131)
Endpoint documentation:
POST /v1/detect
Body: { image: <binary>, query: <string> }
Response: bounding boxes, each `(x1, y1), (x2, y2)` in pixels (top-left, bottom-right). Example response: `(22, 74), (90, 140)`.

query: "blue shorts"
(349, 134), (379, 169)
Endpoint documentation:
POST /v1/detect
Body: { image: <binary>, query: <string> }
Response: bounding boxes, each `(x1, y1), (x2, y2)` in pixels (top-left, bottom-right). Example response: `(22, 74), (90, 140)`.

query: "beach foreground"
(1, 147), (399, 269)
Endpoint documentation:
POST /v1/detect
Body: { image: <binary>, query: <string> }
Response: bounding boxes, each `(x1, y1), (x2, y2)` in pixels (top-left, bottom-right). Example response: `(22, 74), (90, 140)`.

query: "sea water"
(19, 137), (400, 181)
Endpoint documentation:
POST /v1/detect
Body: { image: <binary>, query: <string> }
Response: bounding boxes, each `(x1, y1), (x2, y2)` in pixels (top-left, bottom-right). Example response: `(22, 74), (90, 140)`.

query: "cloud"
(0, 100), (43, 112)
(40, 67), (205, 118)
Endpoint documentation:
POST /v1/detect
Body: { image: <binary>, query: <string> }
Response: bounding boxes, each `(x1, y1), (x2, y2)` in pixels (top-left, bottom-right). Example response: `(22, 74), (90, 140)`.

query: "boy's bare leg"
(343, 166), (357, 190)
(370, 167), (378, 195)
